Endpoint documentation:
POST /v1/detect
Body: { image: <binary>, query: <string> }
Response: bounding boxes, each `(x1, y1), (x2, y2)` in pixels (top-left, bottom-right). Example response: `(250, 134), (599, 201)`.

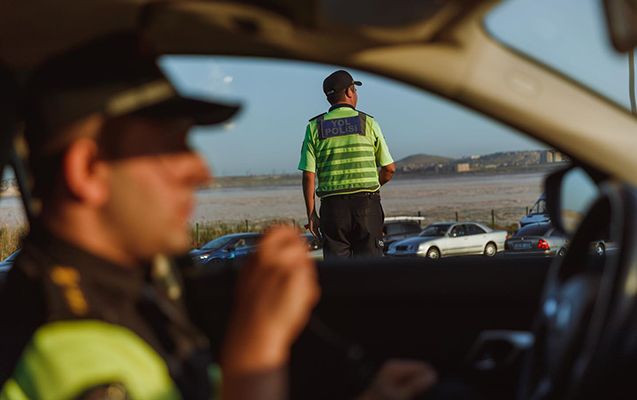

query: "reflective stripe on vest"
(0, 320), (180, 400)
(314, 112), (380, 197)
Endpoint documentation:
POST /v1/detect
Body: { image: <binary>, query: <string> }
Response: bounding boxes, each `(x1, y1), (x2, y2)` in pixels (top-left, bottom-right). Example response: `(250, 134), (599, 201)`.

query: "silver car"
(386, 222), (507, 259)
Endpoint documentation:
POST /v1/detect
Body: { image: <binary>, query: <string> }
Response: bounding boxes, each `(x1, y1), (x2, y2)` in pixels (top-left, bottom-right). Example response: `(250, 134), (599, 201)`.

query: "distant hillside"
(456, 151), (542, 167)
(395, 154), (453, 172)
(394, 150), (566, 175)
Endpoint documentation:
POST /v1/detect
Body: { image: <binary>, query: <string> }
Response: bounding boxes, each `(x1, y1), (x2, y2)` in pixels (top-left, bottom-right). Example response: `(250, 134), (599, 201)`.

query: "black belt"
(322, 191), (380, 200)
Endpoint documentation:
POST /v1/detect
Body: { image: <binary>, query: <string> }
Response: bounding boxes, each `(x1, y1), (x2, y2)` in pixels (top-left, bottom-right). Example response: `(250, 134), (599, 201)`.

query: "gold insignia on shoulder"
(50, 266), (89, 316)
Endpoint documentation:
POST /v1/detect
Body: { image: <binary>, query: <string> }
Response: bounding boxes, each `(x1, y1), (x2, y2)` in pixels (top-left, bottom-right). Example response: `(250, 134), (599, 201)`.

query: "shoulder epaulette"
(356, 110), (374, 119)
(309, 113), (326, 122)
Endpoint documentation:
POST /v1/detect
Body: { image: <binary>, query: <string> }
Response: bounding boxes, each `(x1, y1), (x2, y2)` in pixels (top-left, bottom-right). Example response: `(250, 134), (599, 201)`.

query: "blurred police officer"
(299, 70), (396, 258)
(0, 33), (319, 400)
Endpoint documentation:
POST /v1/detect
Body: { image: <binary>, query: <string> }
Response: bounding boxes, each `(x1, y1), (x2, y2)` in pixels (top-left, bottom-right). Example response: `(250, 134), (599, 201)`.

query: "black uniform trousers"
(319, 191), (384, 258)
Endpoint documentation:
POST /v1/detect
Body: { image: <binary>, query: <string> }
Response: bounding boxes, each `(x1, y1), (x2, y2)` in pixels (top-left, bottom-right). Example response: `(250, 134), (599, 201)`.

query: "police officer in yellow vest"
(299, 70), (396, 258)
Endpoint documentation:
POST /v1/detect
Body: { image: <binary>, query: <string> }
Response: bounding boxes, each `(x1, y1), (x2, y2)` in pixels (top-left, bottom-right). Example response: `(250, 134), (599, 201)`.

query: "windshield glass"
(514, 223), (551, 237)
(530, 199), (547, 214)
(420, 224), (451, 237)
(486, 0), (634, 113)
(201, 236), (233, 251)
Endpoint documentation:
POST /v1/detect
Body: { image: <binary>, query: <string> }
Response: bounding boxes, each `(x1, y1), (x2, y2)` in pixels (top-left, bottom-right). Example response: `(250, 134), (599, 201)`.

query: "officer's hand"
(358, 360), (438, 400)
(221, 225), (320, 373)
(307, 211), (321, 239)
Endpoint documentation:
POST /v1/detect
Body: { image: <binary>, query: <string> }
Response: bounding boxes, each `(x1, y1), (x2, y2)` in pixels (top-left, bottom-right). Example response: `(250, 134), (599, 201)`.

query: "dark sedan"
(382, 217), (425, 252)
(505, 223), (568, 257)
(190, 233), (261, 264)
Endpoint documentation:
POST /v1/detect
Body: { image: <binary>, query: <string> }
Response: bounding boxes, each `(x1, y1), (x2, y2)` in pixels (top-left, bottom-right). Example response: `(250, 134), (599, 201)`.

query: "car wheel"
(483, 242), (497, 257)
(426, 247), (440, 260)
(594, 242), (605, 256)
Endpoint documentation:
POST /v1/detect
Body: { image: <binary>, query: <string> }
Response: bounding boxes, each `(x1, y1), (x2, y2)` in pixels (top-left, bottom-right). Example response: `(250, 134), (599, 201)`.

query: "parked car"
(382, 216), (425, 252)
(519, 193), (550, 227)
(302, 233), (322, 251)
(386, 222), (507, 259)
(302, 233), (324, 260)
(505, 222), (568, 257)
(190, 233), (261, 264)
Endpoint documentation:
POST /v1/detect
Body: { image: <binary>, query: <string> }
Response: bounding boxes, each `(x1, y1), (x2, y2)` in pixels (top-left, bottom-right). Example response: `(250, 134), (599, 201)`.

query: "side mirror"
(545, 166), (600, 235)
(603, 0), (637, 53)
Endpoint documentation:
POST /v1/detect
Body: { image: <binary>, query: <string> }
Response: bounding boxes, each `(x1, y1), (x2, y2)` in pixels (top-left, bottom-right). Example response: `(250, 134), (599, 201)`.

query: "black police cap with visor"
(323, 70), (362, 96)
(23, 31), (241, 156)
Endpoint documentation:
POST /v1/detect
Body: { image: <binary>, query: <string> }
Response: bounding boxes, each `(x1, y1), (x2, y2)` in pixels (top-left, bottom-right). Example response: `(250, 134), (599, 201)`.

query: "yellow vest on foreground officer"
(299, 70), (396, 258)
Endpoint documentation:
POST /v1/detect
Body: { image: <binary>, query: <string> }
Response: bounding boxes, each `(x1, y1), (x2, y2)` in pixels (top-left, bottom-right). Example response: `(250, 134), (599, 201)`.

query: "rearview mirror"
(603, 0), (637, 52)
(545, 166), (599, 234)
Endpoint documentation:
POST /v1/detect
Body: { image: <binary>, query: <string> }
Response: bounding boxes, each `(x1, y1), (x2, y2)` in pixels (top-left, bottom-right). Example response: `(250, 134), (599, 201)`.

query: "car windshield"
(530, 199), (547, 214)
(200, 236), (233, 251)
(486, 0), (635, 114)
(386, 223), (420, 235)
(420, 224), (451, 237)
(514, 224), (551, 237)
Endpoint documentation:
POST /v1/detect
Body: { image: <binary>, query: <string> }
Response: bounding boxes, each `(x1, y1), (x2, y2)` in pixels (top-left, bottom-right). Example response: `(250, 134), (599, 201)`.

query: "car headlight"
(199, 254), (209, 260)
(418, 243), (429, 252)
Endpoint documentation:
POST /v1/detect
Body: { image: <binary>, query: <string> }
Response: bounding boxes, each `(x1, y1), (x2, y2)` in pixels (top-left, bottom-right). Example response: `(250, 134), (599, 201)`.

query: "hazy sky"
(0, 0), (631, 182)
(154, 0), (632, 177)
(161, 58), (544, 176)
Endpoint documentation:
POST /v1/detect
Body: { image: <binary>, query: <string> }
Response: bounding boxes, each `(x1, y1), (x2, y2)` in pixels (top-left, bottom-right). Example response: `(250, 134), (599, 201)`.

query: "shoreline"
(201, 165), (556, 191)
(0, 165), (558, 197)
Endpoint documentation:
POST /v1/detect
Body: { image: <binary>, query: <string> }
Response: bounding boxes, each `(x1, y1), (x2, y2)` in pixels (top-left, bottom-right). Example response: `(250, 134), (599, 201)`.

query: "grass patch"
(191, 219), (301, 248)
(0, 225), (23, 260)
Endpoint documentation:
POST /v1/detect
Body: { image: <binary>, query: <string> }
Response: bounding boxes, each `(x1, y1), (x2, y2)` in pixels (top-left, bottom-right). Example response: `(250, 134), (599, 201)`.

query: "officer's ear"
(62, 115), (110, 206)
(344, 86), (354, 99)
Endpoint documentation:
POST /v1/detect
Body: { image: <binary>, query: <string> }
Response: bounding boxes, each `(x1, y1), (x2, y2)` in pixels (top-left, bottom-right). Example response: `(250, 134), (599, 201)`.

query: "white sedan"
(386, 222), (507, 259)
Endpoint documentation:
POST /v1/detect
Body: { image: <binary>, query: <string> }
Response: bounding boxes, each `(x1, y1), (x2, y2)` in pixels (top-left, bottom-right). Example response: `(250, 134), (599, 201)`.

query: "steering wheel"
(520, 183), (637, 400)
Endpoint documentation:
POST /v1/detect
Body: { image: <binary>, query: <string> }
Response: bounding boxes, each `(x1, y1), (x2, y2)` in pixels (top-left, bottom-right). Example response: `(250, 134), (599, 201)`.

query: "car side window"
(465, 224), (486, 235)
(243, 237), (259, 247)
(450, 225), (465, 237)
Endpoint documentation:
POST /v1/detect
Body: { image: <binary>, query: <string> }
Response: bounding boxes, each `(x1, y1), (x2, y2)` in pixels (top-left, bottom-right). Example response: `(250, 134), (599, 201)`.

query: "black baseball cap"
(322, 70), (362, 96)
(23, 32), (240, 155)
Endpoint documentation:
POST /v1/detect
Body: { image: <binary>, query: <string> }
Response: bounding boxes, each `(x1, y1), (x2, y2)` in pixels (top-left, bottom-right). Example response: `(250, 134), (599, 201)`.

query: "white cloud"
(223, 75), (234, 84)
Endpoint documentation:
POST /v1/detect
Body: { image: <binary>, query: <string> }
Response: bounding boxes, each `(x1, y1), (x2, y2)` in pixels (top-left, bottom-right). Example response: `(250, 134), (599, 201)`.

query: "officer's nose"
(184, 151), (213, 187)
(162, 151), (212, 187)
